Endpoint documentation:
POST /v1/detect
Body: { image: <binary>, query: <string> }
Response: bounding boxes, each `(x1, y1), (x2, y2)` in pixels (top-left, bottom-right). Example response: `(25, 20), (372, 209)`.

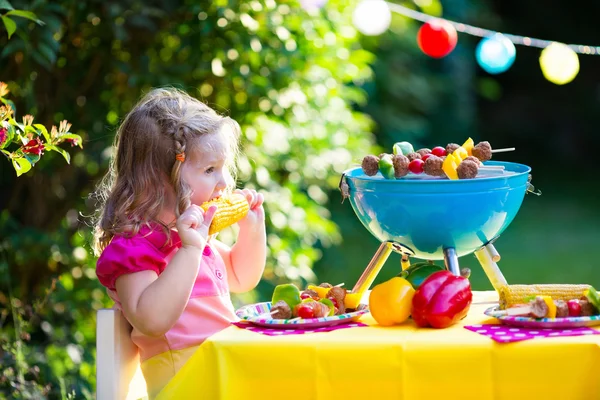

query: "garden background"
(1, 0), (599, 398)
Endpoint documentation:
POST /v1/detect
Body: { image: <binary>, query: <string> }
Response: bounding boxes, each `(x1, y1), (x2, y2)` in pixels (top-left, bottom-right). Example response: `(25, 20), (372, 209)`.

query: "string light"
(385, 2), (600, 55)
(351, 1), (598, 83)
(476, 33), (516, 74)
(352, 0), (392, 36)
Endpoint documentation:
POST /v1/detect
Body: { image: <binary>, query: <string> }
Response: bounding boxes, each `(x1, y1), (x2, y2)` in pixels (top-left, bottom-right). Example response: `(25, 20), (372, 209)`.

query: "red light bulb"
(417, 19), (458, 58)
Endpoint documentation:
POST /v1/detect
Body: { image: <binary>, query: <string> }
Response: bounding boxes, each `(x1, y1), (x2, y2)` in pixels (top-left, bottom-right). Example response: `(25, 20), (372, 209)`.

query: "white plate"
(236, 301), (369, 329)
(484, 306), (600, 329)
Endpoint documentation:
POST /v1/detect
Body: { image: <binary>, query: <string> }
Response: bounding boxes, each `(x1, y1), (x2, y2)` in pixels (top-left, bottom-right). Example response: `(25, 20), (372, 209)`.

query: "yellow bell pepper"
(539, 295), (557, 318)
(453, 146), (469, 161)
(442, 155), (459, 180)
(307, 284), (331, 299)
(462, 138), (474, 156)
(344, 292), (362, 309)
(369, 277), (415, 326)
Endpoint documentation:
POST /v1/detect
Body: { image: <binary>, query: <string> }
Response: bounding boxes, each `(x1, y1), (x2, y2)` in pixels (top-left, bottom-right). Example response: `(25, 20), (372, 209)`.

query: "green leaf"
(5, 10), (43, 25)
(1, 16), (16, 39)
(1, 149), (11, 156)
(12, 156), (31, 176)
(31, 50), (52, 70)
(0, 37), (24, 58)
(23, 152), (40, 166)
(34, 123), (50, 142)
(24, 125), (37, 136)
(0, 0), (14, 11)
(59, 133), (82, 143)
(46, 144), (70, 163)
(37, 42), (57, 65)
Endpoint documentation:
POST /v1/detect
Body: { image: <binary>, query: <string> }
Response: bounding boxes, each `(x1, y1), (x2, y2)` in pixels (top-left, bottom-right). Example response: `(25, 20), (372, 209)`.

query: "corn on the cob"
(498, 284), (591, 309)
(200, 193), (249, 235)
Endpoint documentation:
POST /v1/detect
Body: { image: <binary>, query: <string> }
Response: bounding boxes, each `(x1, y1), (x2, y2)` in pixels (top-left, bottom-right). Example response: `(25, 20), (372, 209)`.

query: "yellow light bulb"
(539, 43), (580, 85)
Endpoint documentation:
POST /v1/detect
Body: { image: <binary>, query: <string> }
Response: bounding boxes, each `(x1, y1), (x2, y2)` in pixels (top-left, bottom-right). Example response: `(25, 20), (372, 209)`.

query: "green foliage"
(0, 0), (43, 39)
(0, 0), (378, 397)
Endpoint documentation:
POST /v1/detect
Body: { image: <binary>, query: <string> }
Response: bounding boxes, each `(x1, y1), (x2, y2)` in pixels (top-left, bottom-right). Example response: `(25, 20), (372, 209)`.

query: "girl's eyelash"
(205, 167), (215, 173)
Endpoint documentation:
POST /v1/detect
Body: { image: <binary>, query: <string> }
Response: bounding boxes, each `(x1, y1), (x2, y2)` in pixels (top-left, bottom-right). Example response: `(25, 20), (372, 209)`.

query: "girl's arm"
(215, 189), (266, 293)
(115, 205), (216, 337)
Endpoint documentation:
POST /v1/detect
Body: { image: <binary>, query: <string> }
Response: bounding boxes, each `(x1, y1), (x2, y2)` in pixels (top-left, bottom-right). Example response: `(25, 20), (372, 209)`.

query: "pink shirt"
(96, 224), (237, 362)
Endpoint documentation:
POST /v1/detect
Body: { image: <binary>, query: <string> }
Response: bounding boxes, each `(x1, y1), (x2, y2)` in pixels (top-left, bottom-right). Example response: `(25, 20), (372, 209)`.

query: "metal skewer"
(490, 147), (515, 153)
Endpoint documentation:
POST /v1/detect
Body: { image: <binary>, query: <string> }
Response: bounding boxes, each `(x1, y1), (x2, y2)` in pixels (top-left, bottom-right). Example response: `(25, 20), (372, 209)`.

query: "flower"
(0, 105), (13, 120)
(22, 115), (34, 127)
(22, 138), (44, 156)
(59, 120), (72, 134)
(65, 138), (79, 147)
(0, 128), (7, 147)
(0, 82), (9, 97)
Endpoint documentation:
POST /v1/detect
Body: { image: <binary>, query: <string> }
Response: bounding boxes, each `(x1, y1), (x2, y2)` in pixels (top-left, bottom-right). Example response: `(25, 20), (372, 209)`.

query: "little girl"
(93, 88), (266, 398)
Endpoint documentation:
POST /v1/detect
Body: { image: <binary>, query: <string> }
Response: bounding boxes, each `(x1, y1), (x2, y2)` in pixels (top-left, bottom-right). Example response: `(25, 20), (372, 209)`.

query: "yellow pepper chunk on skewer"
(539, 295), (557, 318)
(462, 137), (474, 156)
(442, 155), (459, 180)
(453, 146), (469, 161)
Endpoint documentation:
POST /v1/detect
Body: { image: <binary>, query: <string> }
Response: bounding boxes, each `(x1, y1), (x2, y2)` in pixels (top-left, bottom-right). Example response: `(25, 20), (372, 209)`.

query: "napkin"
(465, 324), (599, 343)
(232, 321), (367, 336)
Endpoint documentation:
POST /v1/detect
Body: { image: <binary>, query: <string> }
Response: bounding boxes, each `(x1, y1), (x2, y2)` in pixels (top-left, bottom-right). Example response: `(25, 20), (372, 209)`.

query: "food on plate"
(411, 270), (473, 329)
(271, 283), (301, 312)
(497, 286), (600, 319)
(270, 300), (292, 319)
(269, 282), (366, 319)
(497, 284), (592, 309)
(369, 276), (415, 326)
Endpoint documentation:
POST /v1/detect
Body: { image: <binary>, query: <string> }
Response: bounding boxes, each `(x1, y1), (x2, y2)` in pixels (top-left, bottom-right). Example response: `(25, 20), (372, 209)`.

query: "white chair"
(96, 308), (148, 400)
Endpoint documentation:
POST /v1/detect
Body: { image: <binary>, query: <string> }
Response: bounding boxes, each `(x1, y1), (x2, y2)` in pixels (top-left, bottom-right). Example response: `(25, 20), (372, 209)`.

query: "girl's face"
(180, 127), (232, 206)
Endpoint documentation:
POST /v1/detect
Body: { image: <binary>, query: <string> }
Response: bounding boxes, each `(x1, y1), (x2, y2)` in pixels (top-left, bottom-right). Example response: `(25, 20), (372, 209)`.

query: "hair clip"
(175, 152), (186, 162)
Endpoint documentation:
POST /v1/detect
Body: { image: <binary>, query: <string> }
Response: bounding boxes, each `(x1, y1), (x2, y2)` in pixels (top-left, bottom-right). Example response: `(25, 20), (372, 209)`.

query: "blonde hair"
(92, 87), (241, 255)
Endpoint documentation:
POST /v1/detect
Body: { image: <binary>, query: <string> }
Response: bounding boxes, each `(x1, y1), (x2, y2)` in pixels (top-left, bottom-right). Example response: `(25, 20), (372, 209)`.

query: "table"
(156, 291), (600, 400)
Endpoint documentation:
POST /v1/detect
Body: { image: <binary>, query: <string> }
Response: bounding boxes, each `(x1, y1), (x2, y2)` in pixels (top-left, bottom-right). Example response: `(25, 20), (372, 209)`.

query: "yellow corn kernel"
(200, 193), (249, 235)
(498, 284), (591, 309)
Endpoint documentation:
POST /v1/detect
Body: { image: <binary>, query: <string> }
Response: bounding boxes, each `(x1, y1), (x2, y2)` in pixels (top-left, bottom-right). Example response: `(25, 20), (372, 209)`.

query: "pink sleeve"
(96, 236), (166, 291)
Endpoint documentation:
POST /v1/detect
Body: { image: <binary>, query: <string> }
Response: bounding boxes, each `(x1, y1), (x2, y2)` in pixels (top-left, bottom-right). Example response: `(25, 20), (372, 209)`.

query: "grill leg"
(443, 247), (461, 276)
(351, 241), (393, 296)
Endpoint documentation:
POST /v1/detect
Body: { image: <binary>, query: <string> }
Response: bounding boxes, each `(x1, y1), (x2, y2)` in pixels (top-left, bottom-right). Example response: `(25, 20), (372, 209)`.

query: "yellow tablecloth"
(156, 291), (600, 400)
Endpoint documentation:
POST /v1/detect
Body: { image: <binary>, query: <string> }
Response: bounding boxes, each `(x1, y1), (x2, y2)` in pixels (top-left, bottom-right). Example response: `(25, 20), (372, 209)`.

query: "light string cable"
(385, 2), (600, 55)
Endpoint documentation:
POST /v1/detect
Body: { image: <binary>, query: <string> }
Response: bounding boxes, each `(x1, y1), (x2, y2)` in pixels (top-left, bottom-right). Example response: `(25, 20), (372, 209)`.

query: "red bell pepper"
(411, 270), (472, 329)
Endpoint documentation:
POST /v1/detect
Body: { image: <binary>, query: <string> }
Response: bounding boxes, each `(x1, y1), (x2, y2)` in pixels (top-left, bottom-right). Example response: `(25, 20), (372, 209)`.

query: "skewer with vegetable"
(493, 286), (600, 319)
(362, 138), (512, 180)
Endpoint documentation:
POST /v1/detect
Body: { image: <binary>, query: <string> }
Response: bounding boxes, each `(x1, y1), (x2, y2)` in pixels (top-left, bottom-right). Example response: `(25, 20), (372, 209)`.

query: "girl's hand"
(236, 188), (265, 231)
(176, 204), (217, 250)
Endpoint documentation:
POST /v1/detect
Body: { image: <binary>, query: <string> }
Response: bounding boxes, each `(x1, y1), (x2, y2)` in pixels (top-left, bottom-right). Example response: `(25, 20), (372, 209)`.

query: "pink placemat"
(465, 324), (599, 343)
(232, 321), (368, 336)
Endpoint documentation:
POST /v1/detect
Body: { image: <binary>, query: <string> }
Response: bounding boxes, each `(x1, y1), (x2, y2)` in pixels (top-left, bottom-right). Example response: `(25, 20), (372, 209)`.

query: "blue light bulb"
(476, 34), (516, 74)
